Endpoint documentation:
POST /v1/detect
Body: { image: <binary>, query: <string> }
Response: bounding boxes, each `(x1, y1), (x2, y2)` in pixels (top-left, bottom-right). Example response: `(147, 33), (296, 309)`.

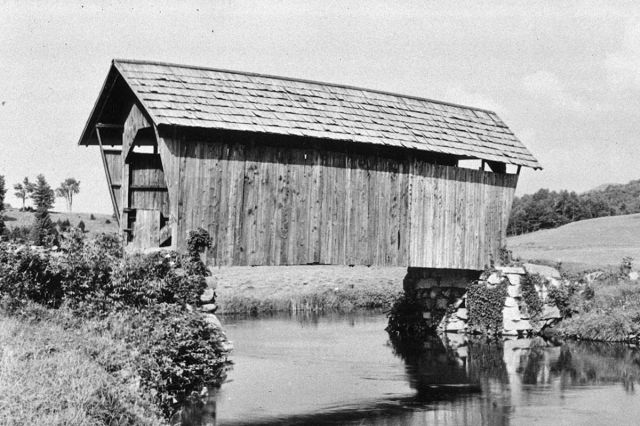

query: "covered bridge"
(79, 59), (540, 272)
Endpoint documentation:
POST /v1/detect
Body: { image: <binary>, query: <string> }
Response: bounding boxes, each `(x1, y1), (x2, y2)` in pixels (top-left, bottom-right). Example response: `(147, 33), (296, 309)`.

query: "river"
(183, 312), (640, 425)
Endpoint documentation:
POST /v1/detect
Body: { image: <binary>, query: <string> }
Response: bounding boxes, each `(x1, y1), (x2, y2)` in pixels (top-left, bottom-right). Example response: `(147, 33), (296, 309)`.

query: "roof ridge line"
(112, 58), (499, 116)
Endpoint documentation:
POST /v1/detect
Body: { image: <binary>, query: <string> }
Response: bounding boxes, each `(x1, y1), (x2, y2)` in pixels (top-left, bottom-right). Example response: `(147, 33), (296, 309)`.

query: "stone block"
(455, 308), (468, 320)
(523, 263), (561, 279)
(445, 319), (466, 332)
(542, 304), (561, 320)
(507, 285), (521, 298)
(503, 305), (521, 323)
(201, 303), (217, 313)
(487, 272), (502, 285)
(200, 288), (215, 303)
(504, 296), (518, 307)
(506, 274), (521, 286)
(497, 266), (526, 275)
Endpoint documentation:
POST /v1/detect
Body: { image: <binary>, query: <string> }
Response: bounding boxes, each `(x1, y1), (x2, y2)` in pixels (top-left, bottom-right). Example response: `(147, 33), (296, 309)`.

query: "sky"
(1, 0), (639, 214)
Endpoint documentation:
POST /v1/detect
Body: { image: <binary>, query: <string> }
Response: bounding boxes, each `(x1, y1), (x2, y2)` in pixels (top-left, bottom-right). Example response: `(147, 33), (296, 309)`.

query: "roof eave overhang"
(77, 62), (120, 146)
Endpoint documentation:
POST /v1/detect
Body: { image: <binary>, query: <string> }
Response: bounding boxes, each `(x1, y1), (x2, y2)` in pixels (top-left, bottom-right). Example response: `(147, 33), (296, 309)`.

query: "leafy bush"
(78, 220), (86, 233)
(548, 285), (572, 317)
(386, 292), (431, 340)
(467, 279), (507, 334)
(90, 213), (96, 220)
(0, 228), (227, 419)
(186, 227), (212, 259)
(6, 225), (31, 242)
(521, 273), (544, 318)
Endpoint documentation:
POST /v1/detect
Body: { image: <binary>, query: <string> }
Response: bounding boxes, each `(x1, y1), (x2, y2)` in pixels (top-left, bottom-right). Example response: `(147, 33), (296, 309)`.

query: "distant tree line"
(508, 179), (640, 235)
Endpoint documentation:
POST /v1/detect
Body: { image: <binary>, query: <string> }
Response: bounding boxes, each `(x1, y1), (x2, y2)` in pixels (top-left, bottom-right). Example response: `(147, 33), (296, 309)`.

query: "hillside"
(507, 213), (640, 272)
(3, 208), (118, 236)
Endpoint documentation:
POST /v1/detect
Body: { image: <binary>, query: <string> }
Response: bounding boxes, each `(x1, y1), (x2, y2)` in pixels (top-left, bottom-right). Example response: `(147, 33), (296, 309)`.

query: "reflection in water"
(179, 313), (640, 425)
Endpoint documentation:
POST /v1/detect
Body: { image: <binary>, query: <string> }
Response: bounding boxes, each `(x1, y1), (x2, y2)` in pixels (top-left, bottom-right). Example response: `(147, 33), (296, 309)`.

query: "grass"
(554, 277), (640, 342)
(3, 207), (118, 236)
(0, 313), (165, 426)
(507, 213), (640, 272)
(212, 265), (405, 314)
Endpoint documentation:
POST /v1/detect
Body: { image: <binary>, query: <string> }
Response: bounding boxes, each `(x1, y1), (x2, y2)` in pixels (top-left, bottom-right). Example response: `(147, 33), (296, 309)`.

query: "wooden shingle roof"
(81, 59), (541, 169)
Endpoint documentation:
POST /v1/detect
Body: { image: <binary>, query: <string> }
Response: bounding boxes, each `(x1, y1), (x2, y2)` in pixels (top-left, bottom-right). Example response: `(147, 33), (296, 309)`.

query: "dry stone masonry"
(405, 264), (565, 336)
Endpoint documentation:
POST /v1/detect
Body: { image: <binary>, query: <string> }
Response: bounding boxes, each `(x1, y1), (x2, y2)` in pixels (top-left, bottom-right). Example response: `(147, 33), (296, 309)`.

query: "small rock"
(203, 313), (222, 329)
(200, 288), (215, 303)
(453, 298), (464, 309)
(542, 304), (561, 320)
(201, 303), (217, 313)
(523, 263), (561, 280)
(422, 311), (431, 319)
(487, 272), (502, 285)
(584, 271), (604, 283)
(630, 271), (639, 281)
(174, 268), (187, 277)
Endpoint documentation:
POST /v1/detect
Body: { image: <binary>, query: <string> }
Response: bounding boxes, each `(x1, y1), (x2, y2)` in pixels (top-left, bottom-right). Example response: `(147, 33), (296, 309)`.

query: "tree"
(0, 175), (6, 235)
(13, 177), (34, 210)
(55, 178), (80, 212)
(30, 174), (57, 246)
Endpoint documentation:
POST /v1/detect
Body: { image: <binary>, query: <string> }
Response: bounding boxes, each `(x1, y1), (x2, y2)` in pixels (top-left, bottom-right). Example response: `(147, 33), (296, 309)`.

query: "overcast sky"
(1, 1), (639, 213)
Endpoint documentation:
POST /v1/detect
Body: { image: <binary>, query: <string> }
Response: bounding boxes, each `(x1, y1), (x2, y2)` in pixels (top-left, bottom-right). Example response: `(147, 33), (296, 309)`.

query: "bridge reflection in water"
(178, 314), (640, 426)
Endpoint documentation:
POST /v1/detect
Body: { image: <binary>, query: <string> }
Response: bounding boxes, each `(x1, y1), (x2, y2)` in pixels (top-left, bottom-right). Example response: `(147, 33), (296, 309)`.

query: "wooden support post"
(96, 127), (121, 225)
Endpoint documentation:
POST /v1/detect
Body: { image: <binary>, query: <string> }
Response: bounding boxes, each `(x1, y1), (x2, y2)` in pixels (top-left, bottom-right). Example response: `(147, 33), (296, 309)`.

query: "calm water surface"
(185, 312), (640, 425)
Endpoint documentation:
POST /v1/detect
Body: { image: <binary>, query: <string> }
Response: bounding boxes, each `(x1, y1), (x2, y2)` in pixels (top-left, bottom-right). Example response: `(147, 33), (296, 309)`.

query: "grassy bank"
(0, 230), (230, 422)
(553, 277), (640, 342)
(211, 265), (405, 314)
(0, 313), (165, 425)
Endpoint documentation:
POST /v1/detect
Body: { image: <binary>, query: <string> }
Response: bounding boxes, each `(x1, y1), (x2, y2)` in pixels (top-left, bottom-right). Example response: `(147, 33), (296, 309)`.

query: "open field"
(3, 207), (118, 236)
(212, 265), (406, 314)
(507, 213), (640, 272)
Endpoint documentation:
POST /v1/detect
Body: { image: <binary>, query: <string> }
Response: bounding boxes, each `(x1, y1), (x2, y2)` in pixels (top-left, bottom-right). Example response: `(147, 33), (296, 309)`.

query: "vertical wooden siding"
(158, 135), (517, 269)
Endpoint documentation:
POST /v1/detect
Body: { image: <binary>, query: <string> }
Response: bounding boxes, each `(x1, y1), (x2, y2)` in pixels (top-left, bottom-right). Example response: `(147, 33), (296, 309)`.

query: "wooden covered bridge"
(79, 59), (540, 277)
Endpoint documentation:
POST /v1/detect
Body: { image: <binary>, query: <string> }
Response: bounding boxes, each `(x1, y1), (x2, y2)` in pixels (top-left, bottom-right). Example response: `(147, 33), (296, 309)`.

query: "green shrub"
(467, 280), (507, 334)
(78, 220), (86, 232)
(0, 230), (228, 420)
(386, 292), (431, 340)
(186, 227), (212, 259)
(521, 273), (544, 318)
(548, 285), (572, 317)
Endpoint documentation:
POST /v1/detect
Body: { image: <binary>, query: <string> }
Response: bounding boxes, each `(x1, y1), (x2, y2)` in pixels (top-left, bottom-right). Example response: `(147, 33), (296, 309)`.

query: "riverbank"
(212, 265), (405, 314)
(0, 312), (165, 425)
(552, 275), (640, 343)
